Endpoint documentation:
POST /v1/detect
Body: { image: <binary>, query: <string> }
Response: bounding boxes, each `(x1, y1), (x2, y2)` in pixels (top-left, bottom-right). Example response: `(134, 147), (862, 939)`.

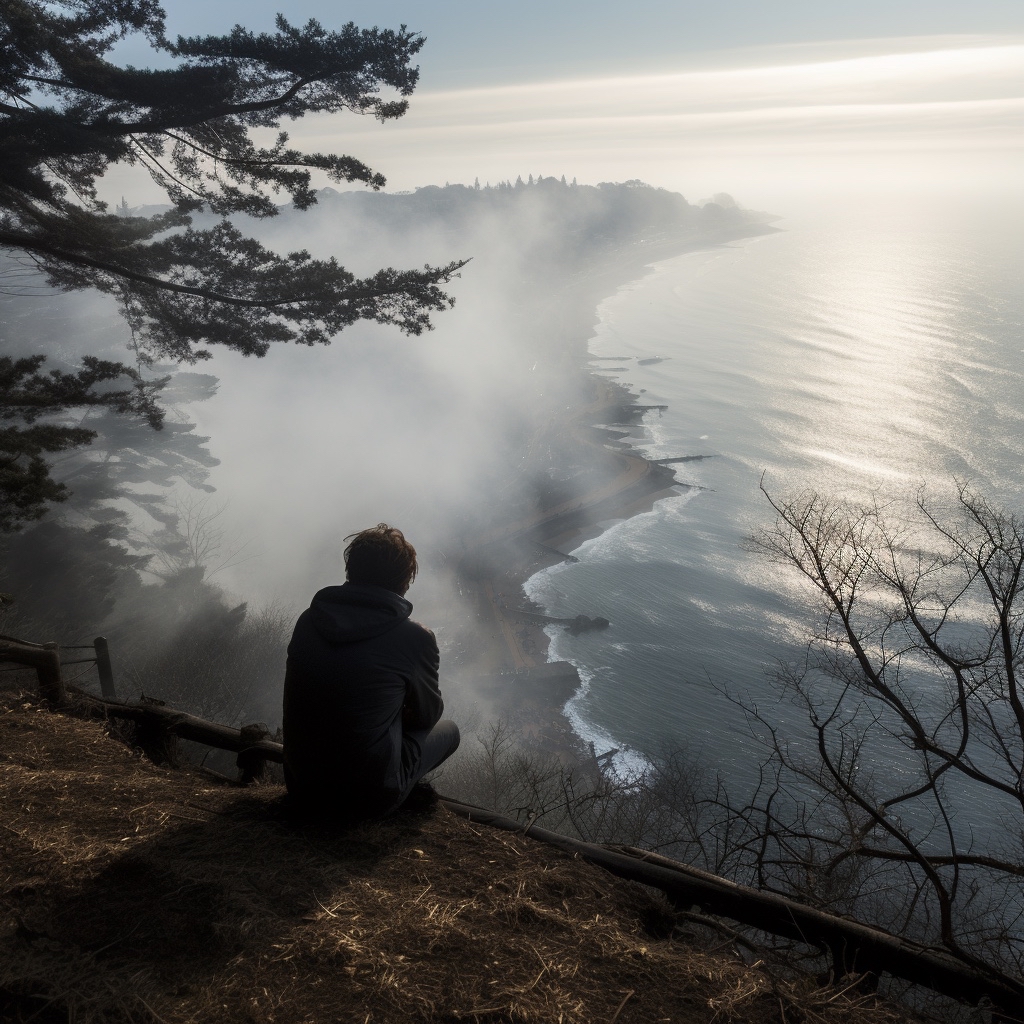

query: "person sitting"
(282, 523), (460, 819)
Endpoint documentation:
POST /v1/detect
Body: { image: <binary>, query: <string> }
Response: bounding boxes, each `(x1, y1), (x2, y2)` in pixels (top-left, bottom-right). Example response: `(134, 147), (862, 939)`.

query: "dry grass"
(0, 691), (917, 1023)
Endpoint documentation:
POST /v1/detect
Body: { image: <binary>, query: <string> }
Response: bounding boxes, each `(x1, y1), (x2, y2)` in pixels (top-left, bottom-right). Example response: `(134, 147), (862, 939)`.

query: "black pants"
(400, 718), (461, 799)
(288, 720), (461, 821)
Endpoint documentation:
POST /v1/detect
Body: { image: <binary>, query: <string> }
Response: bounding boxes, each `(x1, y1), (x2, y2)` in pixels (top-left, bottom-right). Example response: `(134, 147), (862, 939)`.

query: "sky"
(102, 0), (1024, 209)
(143, 1), (1024, 89)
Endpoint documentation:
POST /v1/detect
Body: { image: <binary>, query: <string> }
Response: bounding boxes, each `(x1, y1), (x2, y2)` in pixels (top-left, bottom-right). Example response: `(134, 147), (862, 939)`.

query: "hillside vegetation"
(0, 692), (911, 1024)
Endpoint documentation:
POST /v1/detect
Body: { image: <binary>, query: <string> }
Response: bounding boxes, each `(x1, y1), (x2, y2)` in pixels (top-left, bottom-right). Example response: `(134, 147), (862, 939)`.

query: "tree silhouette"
(0, 353), (165, 531)
(1, 0), (466, 526)
(47, 369), (221, 539)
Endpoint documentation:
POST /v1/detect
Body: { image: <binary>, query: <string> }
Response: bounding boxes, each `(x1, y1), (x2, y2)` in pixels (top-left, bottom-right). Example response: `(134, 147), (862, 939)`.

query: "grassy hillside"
(0, 692), (911, 1024)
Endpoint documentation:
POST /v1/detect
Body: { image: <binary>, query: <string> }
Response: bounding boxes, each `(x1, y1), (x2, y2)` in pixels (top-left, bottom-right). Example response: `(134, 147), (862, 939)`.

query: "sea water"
(523, 194), (1024, 785)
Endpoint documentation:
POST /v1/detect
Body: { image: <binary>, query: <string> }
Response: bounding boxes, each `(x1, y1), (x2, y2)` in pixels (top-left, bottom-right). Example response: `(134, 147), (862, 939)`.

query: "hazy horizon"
(99, 0), (1023, 212)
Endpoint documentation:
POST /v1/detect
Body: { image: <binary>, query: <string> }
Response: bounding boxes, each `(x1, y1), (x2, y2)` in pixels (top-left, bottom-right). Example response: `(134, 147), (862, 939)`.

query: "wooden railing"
(440, 801), (1024, 1017)
(1, 634), (65, 702)
(0, 633), (277, 783)
(75, 694), (281, 784)
(0, 633), (115, 702)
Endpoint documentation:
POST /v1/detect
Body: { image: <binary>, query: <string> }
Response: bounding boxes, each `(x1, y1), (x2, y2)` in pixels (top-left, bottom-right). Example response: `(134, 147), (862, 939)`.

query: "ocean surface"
(523, 195), (1024, 784)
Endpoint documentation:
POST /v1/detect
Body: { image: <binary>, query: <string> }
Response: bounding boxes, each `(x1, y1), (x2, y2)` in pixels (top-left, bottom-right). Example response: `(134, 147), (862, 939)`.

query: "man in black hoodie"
(283, 524), (460, 819)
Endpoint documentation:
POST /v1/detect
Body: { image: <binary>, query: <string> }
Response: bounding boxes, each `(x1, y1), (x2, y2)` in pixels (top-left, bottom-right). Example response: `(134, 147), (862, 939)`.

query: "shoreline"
(450, 220), (776, 772)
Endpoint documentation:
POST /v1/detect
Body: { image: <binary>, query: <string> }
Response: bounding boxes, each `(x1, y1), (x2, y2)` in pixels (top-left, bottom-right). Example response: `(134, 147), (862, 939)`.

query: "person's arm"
(403, 628), (443, 731)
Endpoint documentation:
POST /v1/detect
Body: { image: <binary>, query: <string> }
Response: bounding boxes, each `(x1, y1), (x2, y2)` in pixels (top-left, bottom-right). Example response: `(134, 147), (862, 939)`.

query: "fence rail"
(71, 689), (280, 784)
(0, 635), (64, 703)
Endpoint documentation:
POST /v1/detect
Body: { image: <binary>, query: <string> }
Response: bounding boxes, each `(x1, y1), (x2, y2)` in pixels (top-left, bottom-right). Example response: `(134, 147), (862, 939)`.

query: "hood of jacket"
(306, 583), (412, 644)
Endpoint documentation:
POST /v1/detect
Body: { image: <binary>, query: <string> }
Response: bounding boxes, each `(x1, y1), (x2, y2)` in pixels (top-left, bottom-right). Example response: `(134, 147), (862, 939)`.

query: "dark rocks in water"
(651, 454), (715, 465)
(533, 542), (579, 564)
(565, 614), (611, 635)
(637, 356), (667, 365)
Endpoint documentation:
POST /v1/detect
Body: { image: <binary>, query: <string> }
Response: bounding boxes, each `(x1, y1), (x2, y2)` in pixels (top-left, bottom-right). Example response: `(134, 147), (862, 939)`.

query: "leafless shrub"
(724, 481), (1024, 992)
(438, 720), (730, 866)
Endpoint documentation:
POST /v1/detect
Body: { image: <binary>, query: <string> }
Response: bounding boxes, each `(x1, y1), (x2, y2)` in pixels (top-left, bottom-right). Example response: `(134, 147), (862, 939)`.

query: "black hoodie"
(282, 583), (443, 817)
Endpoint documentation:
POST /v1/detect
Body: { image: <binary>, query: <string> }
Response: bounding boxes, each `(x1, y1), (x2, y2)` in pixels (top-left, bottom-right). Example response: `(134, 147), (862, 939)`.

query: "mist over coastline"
(7, 4), (1024, 1011)
(180, 181), (774, 607)
(9, 171), (1022, 785)
(0, 177), (773, 734)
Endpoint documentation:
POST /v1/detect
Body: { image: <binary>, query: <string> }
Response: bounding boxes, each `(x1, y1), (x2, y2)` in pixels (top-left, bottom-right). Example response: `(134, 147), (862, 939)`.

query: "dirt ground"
(0, 692), (917, 1024)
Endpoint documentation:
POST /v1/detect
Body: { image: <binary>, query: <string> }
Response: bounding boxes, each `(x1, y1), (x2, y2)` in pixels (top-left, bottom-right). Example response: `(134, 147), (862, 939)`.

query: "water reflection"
(532, 197), (1024, 785)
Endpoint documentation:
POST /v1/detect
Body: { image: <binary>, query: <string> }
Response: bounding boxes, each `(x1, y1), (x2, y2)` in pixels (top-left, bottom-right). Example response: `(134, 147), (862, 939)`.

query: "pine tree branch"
(0, 228), (466, 308)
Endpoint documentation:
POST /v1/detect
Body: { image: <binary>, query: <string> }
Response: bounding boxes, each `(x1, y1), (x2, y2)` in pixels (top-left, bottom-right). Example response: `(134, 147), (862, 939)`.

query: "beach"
(444, 222), (776, 770)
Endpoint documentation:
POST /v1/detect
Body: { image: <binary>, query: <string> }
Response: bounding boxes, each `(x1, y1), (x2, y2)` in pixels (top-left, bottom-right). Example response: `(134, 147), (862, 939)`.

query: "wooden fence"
(2, 632), (1022, 1017)
(0, 633), (276, 782)
(0, 633), (115, 702)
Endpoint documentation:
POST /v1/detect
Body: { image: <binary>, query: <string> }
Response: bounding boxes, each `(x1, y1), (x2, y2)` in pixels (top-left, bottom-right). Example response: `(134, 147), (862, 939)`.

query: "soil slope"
(1, 693), (910, 1024)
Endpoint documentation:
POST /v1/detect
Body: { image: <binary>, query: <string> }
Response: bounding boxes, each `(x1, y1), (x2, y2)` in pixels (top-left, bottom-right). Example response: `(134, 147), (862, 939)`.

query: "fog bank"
(186, 181), (769, 622)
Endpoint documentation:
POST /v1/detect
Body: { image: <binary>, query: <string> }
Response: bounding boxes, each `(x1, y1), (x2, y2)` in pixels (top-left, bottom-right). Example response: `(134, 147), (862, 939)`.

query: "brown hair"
(343, 524), (418, 595)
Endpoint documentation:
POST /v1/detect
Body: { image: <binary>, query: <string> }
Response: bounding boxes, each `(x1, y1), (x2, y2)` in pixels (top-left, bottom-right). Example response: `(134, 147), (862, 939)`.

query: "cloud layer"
(285, 38), (1023, 203)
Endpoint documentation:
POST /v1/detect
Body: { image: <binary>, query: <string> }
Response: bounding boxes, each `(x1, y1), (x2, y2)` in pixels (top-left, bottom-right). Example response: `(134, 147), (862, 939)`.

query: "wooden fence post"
(237, 723), (271, 784)
(37, 642), (66, 705)
(134, 714), (178, 765)
(93, 636), (116, 699)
